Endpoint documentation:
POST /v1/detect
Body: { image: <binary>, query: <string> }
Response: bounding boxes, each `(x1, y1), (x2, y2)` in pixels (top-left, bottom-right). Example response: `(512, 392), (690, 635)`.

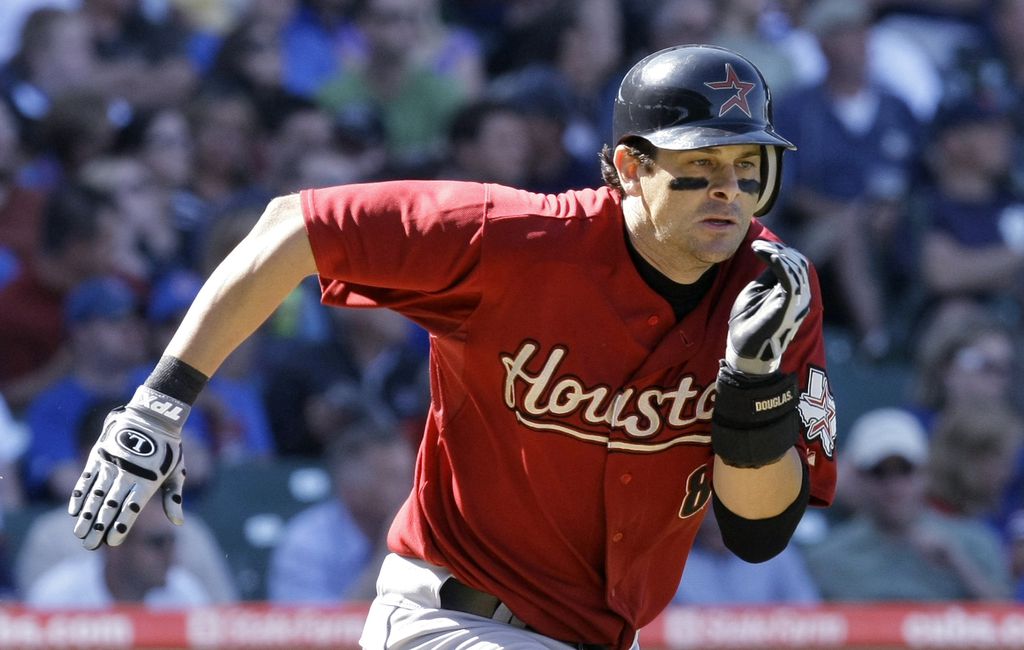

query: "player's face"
(630, 144), (762, 273)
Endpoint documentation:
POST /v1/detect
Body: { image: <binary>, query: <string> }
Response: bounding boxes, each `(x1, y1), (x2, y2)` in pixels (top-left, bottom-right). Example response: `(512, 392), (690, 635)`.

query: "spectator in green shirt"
(804, 407), (1012, 601)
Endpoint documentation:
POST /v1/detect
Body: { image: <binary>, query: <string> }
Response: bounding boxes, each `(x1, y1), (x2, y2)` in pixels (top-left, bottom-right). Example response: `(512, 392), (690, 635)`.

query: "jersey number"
(678, 465), (712, 518)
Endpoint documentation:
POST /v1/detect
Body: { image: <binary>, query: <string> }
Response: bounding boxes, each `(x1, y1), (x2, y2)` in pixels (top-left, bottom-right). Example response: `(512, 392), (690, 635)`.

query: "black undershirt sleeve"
(711, 461), (810, 563)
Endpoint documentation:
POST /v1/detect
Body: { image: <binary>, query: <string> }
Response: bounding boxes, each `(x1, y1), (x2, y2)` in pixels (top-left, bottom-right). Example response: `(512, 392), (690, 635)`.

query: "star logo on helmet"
(704, 63), (755, 118)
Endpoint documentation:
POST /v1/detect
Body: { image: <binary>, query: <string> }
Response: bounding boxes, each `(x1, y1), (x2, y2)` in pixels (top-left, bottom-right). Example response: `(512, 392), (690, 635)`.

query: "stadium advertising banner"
(2, 603), (1024, 649)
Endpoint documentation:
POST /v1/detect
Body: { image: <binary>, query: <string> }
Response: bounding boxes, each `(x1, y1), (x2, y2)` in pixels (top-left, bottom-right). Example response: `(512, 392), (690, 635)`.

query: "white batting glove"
(69, 385), (188, 549)
(725, 240), (811, 376)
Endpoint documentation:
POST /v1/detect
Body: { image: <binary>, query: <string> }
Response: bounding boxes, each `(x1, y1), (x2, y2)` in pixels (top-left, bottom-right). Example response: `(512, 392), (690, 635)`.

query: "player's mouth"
(700, 215), (738, 229)
(693, 201), (743, 230)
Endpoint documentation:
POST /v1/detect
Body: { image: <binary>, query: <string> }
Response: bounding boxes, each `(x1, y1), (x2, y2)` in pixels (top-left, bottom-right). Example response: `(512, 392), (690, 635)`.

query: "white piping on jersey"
(513, 411), (613, 444)
(607, 434), (711, 452)
(514, 411), (712, 451)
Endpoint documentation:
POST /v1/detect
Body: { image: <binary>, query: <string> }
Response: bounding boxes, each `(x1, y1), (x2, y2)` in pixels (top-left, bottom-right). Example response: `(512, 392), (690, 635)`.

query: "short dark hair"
(41, 184), (111, 254)
(599, 137), (657, 193)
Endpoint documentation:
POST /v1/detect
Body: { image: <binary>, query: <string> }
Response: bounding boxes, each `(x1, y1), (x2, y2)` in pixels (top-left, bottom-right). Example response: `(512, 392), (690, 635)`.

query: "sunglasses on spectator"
(861, 457), (917, 480)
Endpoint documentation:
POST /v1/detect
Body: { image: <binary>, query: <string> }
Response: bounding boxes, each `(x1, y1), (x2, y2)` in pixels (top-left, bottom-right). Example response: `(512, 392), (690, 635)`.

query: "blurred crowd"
(1, 0), (1024, 610)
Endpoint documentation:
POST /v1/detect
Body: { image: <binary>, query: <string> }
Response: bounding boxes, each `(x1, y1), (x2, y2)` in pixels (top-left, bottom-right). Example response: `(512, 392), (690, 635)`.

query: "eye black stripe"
(668, 177), (709, 190)
(738, 178), (761, 194)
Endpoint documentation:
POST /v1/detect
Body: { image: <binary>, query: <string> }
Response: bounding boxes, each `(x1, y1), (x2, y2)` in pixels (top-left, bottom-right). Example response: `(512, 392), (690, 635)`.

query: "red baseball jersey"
(302, 181), (837, 648)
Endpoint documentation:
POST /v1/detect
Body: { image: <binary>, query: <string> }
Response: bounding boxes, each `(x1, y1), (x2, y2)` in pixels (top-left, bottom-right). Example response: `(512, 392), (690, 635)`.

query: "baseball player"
(69, 45), (837, 649)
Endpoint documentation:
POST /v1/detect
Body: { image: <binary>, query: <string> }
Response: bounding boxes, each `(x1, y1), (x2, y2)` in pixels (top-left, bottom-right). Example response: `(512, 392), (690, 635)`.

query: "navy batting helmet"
(612, 44), (795, 216)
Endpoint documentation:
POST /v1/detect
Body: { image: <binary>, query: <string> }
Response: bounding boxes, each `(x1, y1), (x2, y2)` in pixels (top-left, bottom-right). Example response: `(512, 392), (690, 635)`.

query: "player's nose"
(707, 168), (742, 203)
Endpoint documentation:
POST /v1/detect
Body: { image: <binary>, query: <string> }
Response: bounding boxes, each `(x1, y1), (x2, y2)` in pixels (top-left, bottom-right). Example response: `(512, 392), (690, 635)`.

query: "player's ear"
(613, 145), (645, 196)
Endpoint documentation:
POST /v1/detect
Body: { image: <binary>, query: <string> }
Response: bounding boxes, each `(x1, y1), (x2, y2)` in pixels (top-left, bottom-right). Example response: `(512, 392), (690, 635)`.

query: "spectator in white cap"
(802, 407), (1012, 601)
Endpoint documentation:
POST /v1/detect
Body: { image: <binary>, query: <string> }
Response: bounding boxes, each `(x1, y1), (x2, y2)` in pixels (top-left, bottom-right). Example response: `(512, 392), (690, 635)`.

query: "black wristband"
(144, 355), (209, 406)
(714, 364), (797, 426)
(712, 364), (799, 468)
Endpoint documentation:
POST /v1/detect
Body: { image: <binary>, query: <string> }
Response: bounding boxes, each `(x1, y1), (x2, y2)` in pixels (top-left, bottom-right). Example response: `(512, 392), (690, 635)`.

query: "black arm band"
(144, 355), (209, 406)
(712, 461), (810, 563)
(712, 364), (799, 468)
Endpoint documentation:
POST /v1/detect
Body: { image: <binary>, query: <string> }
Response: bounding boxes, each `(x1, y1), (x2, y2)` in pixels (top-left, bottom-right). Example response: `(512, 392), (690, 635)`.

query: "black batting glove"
(725, 240), (811, 377)
(713, 240), (811, 468)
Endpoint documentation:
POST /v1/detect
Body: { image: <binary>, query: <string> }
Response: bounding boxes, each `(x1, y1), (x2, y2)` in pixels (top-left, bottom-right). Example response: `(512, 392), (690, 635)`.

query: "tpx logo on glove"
(116, 429), (157, 456)
(137, 393), (185, 421)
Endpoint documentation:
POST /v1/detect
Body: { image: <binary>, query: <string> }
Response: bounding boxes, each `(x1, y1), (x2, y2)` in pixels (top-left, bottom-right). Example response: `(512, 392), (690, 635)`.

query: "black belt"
(438, 577), (610, 650)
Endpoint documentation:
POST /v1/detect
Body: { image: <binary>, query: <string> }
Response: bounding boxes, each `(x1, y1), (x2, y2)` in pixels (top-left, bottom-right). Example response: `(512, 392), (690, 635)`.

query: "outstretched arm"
(167, 193), (317, 375)
(69, 194), (317, 549)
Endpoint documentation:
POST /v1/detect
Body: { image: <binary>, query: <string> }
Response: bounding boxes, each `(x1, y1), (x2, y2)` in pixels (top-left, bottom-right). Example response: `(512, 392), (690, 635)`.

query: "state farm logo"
(116, 429), (157, 457)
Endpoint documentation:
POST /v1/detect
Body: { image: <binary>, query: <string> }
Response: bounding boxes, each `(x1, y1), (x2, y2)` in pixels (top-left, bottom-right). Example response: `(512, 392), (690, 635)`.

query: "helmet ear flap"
(754, 146), (783, 217)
